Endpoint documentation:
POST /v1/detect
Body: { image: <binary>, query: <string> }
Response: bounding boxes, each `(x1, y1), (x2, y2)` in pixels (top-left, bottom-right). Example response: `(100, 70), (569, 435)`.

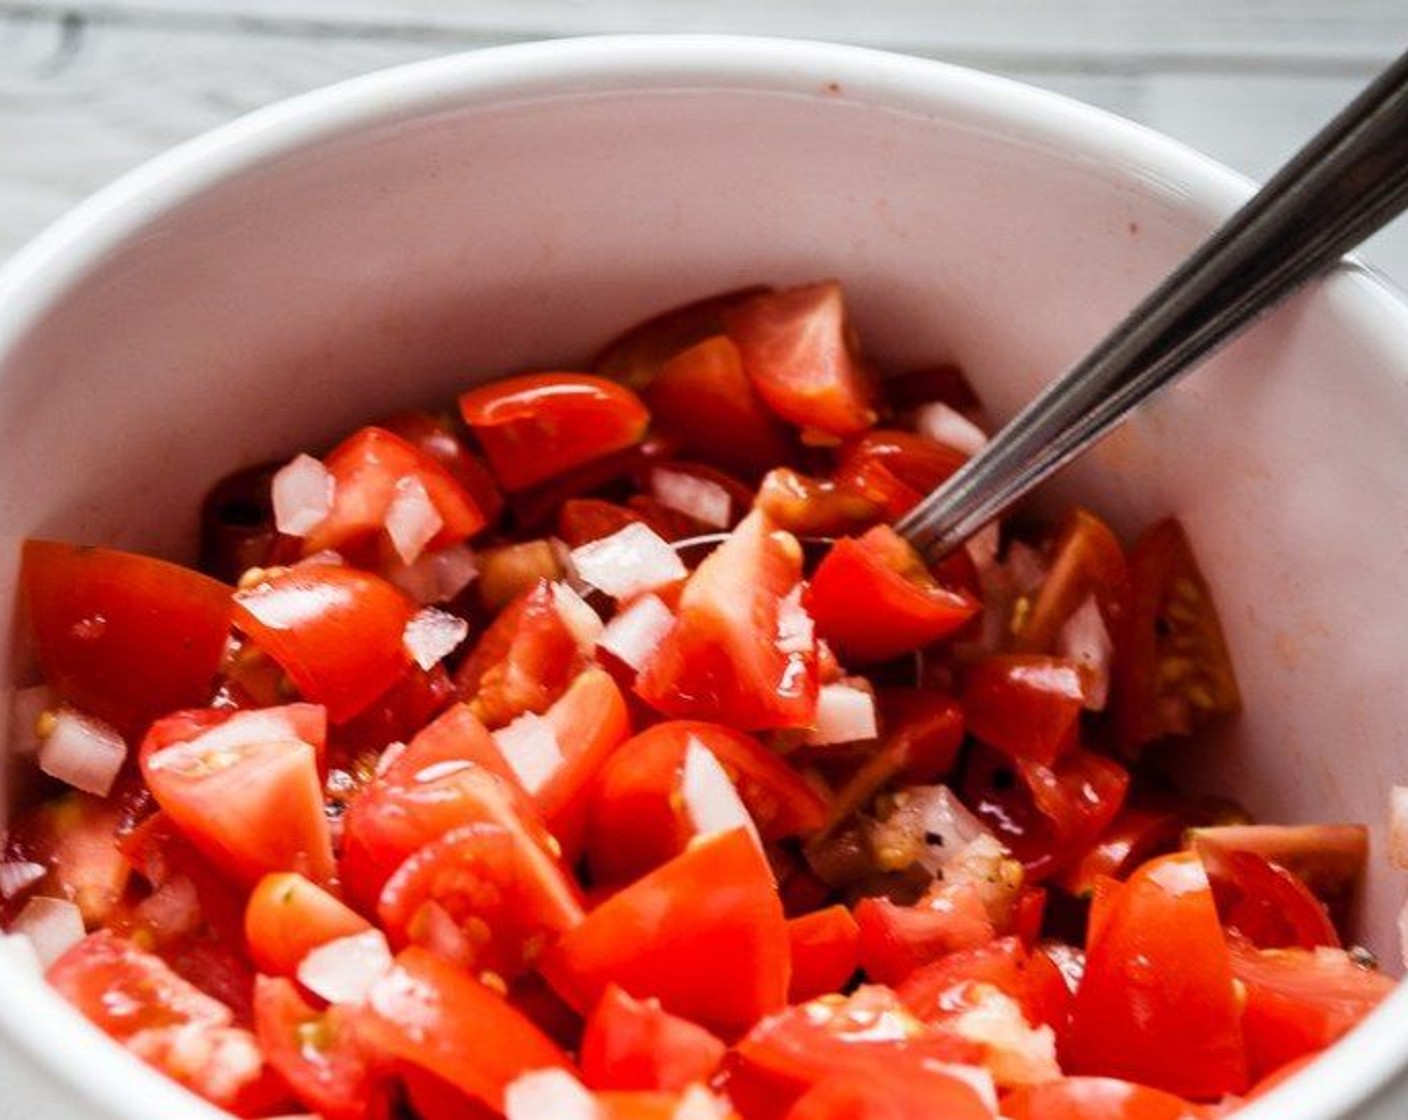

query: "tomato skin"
(379, 409), (505, 527)
(853, 881), (995, 986)
(1202, 848), (1340, 950)
(358, 947), (571, 1112)
(233, 564), (415, 723)
(1231, 942), (1395, 1080)
(635, 511), (818, 731)
(22, 540), (234, 736)
(303, 426), (487, 558)
(589, 719), (828, 884)
(645, 335), (794, 478)
(580, 984), (727, 1093)
(807, 526), (978, 665)
(541, 828), (789, 1035)
(245, 872), (371, 976)
(724, 281), (878, 437)
(784, 1064), (994, 1120)
(139, 706), (335, 889)
(1003, 1077), (1206, 1120)
(960, 654), (1086, 766)
(786, 906), (861, 1003)
(1066, 853), (1248, 1100)
(557, 498), (650, 548)
(458, 373), (650, 492)
(836, 430), (967, 501)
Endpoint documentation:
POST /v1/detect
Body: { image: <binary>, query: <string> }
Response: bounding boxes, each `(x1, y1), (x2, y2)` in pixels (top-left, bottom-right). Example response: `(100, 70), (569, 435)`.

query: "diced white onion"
(1057, 595), (1113, 711)
(133, 875), (202, 939)
(1006, 542), (1049, 596)
(569, 523), (687, 600)
(552, 582), (604, 650)
(493, 713), (565, 796)
(776, 586), (815, 655)
(682, 738), (760, 845)
(804, 683), (878, 746)
(950, 989), (1060, 1088)
(598, 594), (675, 671)
(505, 1069), (600, 1120)
(913, 400), (989, 456)
(651, 467), (732, 529)
(272, 454), (334, 537)
(0, 932), (44, 977)
(922, 1062), (999, 1113)
(869, 785), (994, 878)
(149, 708), (318, 775)
(11, 896), (85, 969)
(385, 477), (444, 565)
(297, 929), (393, 1006)
(385, 542), (479, 605)
(672, 1085), (732, 1120)
(38, 708), (127, 796)
(0, 860), (46, 900)
(9, 685), (53, 757)
(1391, 786), (1408, 870)
(403, 607), (470, 672)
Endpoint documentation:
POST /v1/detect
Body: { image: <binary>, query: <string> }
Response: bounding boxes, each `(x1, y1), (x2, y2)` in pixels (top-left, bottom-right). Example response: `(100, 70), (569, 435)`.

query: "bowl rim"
(1, 32), (1406, 1120)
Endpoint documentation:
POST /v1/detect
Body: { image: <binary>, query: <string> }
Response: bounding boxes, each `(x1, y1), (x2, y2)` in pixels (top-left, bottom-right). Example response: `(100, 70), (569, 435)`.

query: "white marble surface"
(2, 2), (1408, 288)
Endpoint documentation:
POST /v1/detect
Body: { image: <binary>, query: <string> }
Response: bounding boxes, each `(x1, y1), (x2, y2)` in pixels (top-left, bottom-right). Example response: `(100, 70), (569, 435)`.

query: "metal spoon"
(895, 46), (1408, 561)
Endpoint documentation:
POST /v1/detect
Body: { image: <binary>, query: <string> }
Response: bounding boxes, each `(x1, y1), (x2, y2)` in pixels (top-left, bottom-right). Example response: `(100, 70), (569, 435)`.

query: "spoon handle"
(896, 46), (1408, 561)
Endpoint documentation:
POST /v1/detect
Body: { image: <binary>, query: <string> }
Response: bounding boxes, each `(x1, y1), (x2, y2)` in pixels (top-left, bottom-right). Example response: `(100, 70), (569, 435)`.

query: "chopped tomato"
(853, 879), (996, 985)
(376, 820), (584, 981)
(233, 564), (415, 723)
(836, 429), (967, 508)
(254, 976), (386, 1120)
(807, 525), (978, 665)
(200, 462), (300, 583)
(638, 459), (755, 529)
(378, 409), (505, 526)
(1231, 942), (1395, 1082)
(508, 437), (674, 531)
(635, 511), (818, 730)
(786, 906), (861, 1002)
(755, 467), (882, 537)
(358, 947), (571, 1112)
(557, 498), (649, 548)
(454, 580), (586, 728)
(139, 705), (334, 888)
(1014, 508), (1129, 654)
(540, 828), (789, 1034)
(959, 654), (1086, 766)
(784, 1063), (994, 1120)
(894, 936), (1029, 1023)
(723, 281), (877, 438)
(883, 363), (985, 417)
(1200, 848), (1341, 950)
(1056, 807), (1186, 898)
(588, 719), (828, 885)
(244, 872), (371, 976)
(579, 984), (727, 1093)
(645, 335), (793, 477)
(329, 663), (457, 763)
(1115, 519), (1240, 753)
(302, 426), (487, 558)
(1003, 1077), (1206, 1120)
(21, 540), (234, 736)
(1066, 853), (1248, 1100)
(458, 373), (650, 492)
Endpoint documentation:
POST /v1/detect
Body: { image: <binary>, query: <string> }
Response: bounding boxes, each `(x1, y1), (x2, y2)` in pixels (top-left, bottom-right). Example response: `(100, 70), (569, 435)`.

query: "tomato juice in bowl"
(3, 34), (1408, 1120)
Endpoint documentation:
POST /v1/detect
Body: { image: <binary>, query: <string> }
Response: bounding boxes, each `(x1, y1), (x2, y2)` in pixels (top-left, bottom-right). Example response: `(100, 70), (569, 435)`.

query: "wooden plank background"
(3, 2), (1408, 287)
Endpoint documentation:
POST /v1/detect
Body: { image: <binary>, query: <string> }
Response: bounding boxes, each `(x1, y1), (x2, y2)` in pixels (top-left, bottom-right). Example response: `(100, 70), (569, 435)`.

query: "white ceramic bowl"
(2, 34), (1408, 1120)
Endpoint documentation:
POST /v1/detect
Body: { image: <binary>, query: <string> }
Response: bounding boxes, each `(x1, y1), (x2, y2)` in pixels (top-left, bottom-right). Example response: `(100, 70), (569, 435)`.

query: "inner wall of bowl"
(3, 80), (1408, 971)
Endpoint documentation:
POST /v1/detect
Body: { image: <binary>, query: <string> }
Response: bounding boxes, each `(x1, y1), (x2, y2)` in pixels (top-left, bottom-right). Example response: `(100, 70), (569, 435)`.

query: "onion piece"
(682, 737), (760, 845)
(598, 594), (675, 671)
(505, 1069), (599, 1120)
(1057, 594), (1113, 711)
(950, 989), (1059, 1087)
(38, 708), (127, 796)
(297, 929), (393, 1006)
(9, 684), (53, 757)
(964, 521), (1001, 581)
(149, 707), (317, 774)
(11, 896), (85, 969)
(867, 785), (994, 877)
(552, 583), (603, 650)
(651, 467), (732, 529)
(493, 713), (565, 796)
(1391, 786), (1408, 870)
(403, 607), (470, 671)
(385, 542), (479, 605)
(272, 454), (334, 537)
(913, 400), (989, 457)
(776, 586), (815, 655)
(0, 932), (43, 977)
(0, 860), (46, 900)
(133, 875), (202, 940)
(569, 523), (687, 600)
(1006, 542), (1049, 596)
(385, 477), (444, 565)
(804, 682), (878, 746)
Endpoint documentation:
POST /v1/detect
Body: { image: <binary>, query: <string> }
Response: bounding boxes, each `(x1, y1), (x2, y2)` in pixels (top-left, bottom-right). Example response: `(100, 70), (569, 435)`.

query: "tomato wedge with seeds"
(244, 872), (371, 976)
(960, 654), (1086, 766)
(22, 540), (234, 737)
(458, 373), (650, 492)
(1014, 508), (1130, 653)
(540, 827), (789, 1034)
(1198, 847), (1341, 950)
(808, 525), (978, 665)
(635, 510), (818, 731)
(359, 947), (571, 1113)
(724, 281), (878, 438)
(579, 984), (727, 1093)
(1115, 518), (1241, 753)
(139, 706), (334, 888)
(1067, 852), (1247, 1100)
(233, 564), (415, 723)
